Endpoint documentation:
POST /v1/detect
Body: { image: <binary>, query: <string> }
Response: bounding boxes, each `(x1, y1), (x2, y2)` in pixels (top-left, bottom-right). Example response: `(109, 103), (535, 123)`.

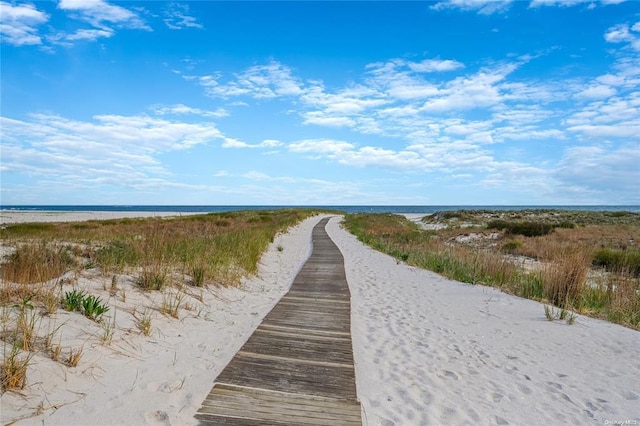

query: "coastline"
(0, 211), (204, 225)
(0, 212), (638, 424)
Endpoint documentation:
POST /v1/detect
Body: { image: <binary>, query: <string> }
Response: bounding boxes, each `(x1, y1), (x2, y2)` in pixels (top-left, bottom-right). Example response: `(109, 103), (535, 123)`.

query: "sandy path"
(326, 217), (640, 425)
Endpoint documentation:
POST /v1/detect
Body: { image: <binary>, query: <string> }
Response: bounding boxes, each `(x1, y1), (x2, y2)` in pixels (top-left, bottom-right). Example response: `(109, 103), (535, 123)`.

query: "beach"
(1, 212), (638, 425)
(0, 211), (204, 225)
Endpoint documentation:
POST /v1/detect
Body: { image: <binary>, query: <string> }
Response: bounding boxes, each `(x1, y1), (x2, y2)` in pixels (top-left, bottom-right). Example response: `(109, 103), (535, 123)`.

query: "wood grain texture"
(196, 217), (362, 425)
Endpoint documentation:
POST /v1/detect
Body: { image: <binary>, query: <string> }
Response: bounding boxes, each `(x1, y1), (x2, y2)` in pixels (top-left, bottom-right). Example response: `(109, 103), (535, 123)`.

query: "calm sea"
(1, 205), (639, 214)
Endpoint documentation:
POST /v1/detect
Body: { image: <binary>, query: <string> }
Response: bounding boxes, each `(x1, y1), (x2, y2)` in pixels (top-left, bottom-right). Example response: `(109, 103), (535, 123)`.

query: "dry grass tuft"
(1, 345), (32, 390)
(541, 250), (591, 307)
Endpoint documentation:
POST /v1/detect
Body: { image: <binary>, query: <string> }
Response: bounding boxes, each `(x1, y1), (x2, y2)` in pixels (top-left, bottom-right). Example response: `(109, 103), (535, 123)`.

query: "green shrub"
(487, 220), (555, 237)
(96, 240), (139, 272)
(501, 241), (522, 253)
(593, 248), (640, 277)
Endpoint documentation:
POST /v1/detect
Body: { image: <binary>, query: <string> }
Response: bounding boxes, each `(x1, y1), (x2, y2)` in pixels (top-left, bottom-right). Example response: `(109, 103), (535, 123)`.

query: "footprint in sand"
(144, 410), (170, 426)
(443, 370), (459, 380)
(517, 383), (532, 395)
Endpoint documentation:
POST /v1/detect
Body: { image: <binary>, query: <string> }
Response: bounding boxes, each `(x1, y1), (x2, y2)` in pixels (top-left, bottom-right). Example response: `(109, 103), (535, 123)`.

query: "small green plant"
(544, 304), (559, 321)
(102, 313), (116, 345)
(62, 289), (86, 312)
(544, 305), (576, 325)
(136, 309), (153, 336)
(81, 295), (110, 321)
(160, 291), (185, 319)
(191, 266), (205, 287)
(277, 245), (284, 252)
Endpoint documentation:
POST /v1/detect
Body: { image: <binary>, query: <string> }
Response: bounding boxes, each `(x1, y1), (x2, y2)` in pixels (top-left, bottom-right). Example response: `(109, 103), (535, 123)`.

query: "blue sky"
(1, 1), (639, 206)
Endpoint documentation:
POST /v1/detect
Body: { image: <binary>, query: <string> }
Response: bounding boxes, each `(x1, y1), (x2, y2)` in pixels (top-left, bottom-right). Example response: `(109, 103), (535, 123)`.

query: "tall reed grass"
(344, 213), (640, 329)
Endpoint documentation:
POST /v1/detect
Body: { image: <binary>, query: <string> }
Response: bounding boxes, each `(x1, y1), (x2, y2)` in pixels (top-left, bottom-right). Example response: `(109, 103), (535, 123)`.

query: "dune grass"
(344, 212), (640, 329)
(1, 209), (316, 288)
(0, 208), (320, 390)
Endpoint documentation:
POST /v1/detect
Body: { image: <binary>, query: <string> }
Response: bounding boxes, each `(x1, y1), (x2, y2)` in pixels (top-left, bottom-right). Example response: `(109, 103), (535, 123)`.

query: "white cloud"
(164, 3), (203, 30)
(408, 59), (465, 73)
(555, 145), (640, 202)
(196, 61), (303, 99)
(57, 28), (114, 43)
(567, 123), (640, 138)
(421, 65), (516, 112)
(58, 0), (149, 30)
(260, 139), (282, 148)
(530, 0), (589, 6)
(302, 113), (356, 128)
(0, 1), (48, 46)
(0, 112), (226, 192)
(221, 137), (283, 149)
(605, 23), (640, 51)
(289, 139), (355, 155)
(152, 104), (229, 118)
(575, 84), (617, 99)
(530, 0), (626, 6)
(431, 0), (513, 14)
(605, 24), (634, 43)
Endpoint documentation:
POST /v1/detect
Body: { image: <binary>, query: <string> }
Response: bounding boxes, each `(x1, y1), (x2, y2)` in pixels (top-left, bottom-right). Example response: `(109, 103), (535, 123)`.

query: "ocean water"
(1, 205), (639, 214)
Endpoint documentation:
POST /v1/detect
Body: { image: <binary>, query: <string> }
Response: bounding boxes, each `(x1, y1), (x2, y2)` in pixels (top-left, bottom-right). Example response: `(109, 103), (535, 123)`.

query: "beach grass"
(344, 211), (640, 329)
(1, 209), (318, 290)
(0, 208), (321, 391)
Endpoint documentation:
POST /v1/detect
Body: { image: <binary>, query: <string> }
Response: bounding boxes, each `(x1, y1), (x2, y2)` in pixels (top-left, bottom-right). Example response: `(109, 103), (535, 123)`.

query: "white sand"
(2, 212), (639, 425)
(0, 213), (325, 425)
(326, 217), (640, 425)
(0, 210), (203, 225)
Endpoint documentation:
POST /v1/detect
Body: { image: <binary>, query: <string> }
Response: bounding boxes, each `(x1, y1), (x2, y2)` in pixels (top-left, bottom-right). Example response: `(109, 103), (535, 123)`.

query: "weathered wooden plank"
(200, 386), (361, 422)
(255, 325), (352, 340)
(196, 217), (361, 425)
(240, 334), (355, 364)
(214, 356), (357, 399)
(258, 323), (351, 337)
(236, 351), (355, 369)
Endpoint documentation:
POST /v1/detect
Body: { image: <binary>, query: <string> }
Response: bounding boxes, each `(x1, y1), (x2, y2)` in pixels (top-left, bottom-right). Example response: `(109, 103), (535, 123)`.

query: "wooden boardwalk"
(195, 217), (362, 425)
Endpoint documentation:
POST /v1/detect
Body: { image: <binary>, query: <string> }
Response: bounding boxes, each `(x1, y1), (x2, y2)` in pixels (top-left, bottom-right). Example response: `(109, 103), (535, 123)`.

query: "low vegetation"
(0, 209), (320, 391)
(344, 210), (640, 329)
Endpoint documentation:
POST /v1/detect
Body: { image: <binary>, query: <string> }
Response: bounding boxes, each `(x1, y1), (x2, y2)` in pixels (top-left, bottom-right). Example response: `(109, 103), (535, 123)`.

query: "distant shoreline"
(2, 204), (639, 214)
(2, 205), (639, 225)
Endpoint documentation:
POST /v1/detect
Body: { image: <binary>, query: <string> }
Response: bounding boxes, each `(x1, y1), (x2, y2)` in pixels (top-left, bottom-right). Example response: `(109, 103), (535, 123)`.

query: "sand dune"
(1, 212), (638, 425)
(0, 214), (319, 425)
